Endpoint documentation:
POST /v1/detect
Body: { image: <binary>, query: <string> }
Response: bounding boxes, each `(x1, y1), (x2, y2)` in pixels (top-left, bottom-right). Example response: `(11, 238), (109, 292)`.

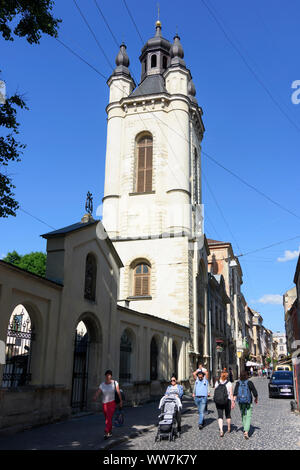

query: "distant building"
(273, 332), (288, 361)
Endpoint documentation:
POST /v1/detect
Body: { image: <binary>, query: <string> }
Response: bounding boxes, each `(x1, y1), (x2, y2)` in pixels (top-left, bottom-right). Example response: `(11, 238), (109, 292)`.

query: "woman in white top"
(93, 369), (123, 439)
(214, 371), (234, 437)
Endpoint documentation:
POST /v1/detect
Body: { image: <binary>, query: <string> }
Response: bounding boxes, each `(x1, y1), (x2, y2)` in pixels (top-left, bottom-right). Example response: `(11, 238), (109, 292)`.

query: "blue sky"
(1, 0), (300, 332)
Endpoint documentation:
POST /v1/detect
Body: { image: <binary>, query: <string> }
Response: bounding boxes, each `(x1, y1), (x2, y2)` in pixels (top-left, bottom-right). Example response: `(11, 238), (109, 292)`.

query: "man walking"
(193, 371), (210, 430)
(233, 371), (258, 439)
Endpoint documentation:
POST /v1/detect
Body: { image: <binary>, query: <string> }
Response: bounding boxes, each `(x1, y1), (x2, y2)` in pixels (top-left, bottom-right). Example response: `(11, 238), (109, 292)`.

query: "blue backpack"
(237, 380), (251, 404)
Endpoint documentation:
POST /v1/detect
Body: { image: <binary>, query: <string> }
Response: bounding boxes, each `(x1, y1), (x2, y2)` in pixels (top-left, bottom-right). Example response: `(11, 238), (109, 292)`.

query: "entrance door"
(71, 322), (90, 412)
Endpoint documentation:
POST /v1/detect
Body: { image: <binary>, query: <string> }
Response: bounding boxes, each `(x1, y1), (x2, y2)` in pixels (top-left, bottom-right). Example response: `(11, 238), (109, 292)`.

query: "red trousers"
(102, 400), (116, 433)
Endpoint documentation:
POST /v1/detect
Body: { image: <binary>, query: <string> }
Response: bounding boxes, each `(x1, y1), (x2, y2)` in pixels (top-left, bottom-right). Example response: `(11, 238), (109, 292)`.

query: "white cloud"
(0, 253), (6, 260)
(277, 246), (300, 263)
(258, 294), (282, 305)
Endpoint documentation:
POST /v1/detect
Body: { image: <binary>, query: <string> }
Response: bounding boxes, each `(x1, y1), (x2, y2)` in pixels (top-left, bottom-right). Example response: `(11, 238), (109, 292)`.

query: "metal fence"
(2, 318), (34, 388)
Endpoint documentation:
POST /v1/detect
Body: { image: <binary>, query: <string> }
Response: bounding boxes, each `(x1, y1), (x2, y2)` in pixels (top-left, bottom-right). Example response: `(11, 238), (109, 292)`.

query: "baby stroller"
(155, 394), (181, 442)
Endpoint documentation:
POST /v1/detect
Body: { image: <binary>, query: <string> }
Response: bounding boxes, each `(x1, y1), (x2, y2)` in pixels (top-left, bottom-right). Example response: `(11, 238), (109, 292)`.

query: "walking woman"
(214, 371), (234, 437)
(233, 371), (258, 439)
(93, 370), (123, 439)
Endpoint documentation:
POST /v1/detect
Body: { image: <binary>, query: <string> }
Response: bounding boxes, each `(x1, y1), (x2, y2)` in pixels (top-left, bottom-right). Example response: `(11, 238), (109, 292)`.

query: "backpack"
(214, 381), (228, 406)
(237, 380), (251, 404)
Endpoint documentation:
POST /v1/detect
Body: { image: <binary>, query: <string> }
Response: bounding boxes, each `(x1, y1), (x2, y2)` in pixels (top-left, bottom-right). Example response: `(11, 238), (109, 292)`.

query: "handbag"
(114, 380), (120, 404)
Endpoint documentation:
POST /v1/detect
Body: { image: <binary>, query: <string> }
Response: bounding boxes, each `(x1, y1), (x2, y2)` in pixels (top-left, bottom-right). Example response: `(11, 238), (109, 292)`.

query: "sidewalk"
(0, 396), (196, 451)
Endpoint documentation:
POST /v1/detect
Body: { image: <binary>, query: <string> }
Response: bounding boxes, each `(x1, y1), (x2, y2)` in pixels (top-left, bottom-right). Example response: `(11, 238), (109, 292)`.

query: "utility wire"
(19, 208), (56, 230)
(72, 0), (114, 71)
(55, 38), (107, 79)
(200, 0), (300, 135)
(93, 0), (120, 48)
(202, 150), (300, 222)
(122, 0), (144, 44)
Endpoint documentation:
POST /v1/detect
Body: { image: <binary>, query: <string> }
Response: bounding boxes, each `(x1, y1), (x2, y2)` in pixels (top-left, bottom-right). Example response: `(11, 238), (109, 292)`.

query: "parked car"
(268, 371), (294, 398)
(275, 364), (292, 372)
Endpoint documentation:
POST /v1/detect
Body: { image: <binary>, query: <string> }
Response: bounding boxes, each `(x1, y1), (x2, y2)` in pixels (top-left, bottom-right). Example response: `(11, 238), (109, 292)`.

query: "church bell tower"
(102, 21), (205, 330)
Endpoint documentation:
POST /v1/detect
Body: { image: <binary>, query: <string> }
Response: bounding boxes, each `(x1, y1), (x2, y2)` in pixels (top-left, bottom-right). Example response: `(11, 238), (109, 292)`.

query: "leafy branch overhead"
(0, 1), (61, 218)
(0, 0), (61, 44)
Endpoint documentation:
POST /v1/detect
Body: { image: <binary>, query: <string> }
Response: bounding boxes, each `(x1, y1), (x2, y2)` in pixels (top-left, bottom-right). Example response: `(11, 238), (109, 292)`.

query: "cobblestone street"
(115, 378), (300, 451)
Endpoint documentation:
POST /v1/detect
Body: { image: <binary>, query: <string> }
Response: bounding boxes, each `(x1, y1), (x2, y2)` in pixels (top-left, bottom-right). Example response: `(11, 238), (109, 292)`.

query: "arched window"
(2, 306), (34, 388)
(162, 55), (167, 70)
(120, 330), (132, 382)
(150, 337), (158, 380)
(133, 263), (150, 296)
(151, 54), (157, 68)
(172, 342), (178, 378)
(136, 135), (153, 193)
(84, 253), (97, 301)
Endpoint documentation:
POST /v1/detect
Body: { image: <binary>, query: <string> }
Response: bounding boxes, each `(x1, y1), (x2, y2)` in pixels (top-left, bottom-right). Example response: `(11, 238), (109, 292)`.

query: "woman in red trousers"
(93, 370), (123, 439)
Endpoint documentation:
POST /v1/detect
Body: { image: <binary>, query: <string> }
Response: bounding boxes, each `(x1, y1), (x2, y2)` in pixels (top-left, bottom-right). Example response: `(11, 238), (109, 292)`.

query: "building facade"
(102, 22), (210, 374)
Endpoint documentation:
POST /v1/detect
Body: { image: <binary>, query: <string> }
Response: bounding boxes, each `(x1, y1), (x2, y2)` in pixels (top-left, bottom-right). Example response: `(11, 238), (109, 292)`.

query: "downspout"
(193, 239), (199, 357)
(207, 276), (213, 386)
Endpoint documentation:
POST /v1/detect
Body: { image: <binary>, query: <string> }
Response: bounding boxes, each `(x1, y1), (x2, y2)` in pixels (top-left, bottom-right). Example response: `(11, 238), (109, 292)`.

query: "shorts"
(216, 399), (231, 419)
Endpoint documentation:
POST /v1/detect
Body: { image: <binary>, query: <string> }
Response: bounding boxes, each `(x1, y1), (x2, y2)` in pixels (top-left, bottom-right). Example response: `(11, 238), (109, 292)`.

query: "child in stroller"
(155, 376), (183, 442)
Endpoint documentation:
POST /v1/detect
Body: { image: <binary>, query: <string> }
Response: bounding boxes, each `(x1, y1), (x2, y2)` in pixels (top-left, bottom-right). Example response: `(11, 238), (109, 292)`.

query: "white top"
(99, 380), (118, 404)
(215, 380), (232, 400)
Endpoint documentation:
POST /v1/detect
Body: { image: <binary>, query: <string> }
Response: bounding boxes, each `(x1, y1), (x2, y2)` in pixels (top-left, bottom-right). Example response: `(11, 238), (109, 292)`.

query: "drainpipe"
(193, 239), (199, 359)
(207, 277), (213, 386)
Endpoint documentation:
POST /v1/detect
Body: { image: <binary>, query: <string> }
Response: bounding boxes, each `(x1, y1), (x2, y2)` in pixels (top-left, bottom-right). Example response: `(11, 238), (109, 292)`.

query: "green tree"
(0, 1), (61, 217)
(3, 251), (46, 277)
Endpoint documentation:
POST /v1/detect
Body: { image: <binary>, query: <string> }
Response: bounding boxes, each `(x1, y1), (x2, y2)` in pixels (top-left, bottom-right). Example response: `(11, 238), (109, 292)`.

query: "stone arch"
(149, 332), (163, 380)
(3, 301), (44, 387)
(172, 339), (180, 379)
(119, 327), (136, 384)
(70, 312), (103, 412)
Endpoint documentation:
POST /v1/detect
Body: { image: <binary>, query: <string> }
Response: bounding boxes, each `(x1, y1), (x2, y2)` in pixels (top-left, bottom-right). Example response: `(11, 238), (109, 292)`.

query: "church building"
(0, 21), (224, 432)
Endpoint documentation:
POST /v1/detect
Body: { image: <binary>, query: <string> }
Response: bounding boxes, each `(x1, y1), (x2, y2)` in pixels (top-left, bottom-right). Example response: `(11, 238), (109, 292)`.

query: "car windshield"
(272, 372), (292, 380)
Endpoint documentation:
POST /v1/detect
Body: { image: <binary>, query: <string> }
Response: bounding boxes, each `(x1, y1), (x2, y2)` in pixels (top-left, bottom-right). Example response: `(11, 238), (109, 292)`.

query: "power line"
(93, 0), (120, 49)
(122, 0), (144, 44)
(202, 150), (300, 222)
(72, 0), (114, 71)
(200, 0), (300, 135)
(55, 37), (107, 79)
(19, 208), (56, 230)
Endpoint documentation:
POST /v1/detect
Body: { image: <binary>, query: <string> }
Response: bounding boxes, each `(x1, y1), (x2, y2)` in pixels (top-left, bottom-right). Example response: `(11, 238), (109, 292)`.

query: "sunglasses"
(171, 379), (176, 382)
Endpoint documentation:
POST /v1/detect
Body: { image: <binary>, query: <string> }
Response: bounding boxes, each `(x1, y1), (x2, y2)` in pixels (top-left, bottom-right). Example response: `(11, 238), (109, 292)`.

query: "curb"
(95, 404), (195, 451)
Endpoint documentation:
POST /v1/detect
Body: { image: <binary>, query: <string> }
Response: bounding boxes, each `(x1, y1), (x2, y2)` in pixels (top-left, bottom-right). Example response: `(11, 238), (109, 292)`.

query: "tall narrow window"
(84, 254), (97, 301)
(136, 135), (153, 193)
(151, 54), (157, 68)
(134, 263), (150, 296)
(150, 337), (158, 380)
(162, 55), (167, 70)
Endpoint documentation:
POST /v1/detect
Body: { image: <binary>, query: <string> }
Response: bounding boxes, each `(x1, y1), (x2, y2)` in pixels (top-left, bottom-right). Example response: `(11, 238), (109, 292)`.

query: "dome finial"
(155, 2), (162, 34)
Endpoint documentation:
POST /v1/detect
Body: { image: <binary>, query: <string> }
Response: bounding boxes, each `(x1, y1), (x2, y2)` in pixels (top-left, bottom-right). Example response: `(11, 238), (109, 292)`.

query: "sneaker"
(198, 424), (203, 430)
(104, 432), (112, 440)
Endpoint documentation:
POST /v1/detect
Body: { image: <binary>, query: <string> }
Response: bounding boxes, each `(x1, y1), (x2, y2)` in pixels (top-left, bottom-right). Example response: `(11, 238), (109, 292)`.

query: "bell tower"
(102, 22), (205, 330)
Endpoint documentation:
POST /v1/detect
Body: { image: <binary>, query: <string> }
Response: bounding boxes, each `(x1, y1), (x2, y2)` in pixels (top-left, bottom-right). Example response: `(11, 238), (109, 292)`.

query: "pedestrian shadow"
(203, 417), (216, 426)
(180, 423), (193, 435)
(234, 425), (261, 437)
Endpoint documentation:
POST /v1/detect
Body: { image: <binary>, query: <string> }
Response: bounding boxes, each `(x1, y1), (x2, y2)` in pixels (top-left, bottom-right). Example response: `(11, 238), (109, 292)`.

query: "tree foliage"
(0, 89), (28, 217)
(0, 1), (61, 217)
(0, 0), (61, 44)
(3, 250), (47, 277)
